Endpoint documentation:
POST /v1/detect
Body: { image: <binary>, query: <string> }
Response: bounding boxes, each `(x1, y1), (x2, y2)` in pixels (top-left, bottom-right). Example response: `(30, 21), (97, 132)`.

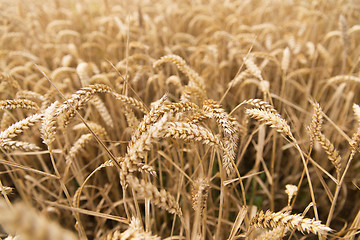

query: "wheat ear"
(353, 103), (360, 124)
(153, 54), (206, 97)
(203, 99), (240, 175)
(57, 84), (113, 127)
(242, 99), (278, 114)
(254, 226), (288, 240)
(246, 108), (294, 140)
(0, 113), (43, 140)
(90, 95), (114, 128)
(250, 210), (332, 235)
(0, 200), (78, 240)
(0, 99), (39, 110)
(309, 103), (341, 178)
(127, 175), (182, 216)
(106, 217), (160, 240)
(40, 101), (60, 146)
(111, 92), (148, 113)
(191, 177), (210, 215)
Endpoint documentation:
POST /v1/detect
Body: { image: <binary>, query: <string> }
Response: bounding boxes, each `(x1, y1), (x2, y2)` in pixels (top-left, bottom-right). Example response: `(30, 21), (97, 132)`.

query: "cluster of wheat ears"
(0, 0), (360, 239)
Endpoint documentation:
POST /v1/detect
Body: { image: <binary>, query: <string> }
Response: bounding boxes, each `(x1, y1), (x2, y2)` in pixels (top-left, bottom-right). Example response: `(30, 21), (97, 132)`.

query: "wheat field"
(0, 0), (359, 239)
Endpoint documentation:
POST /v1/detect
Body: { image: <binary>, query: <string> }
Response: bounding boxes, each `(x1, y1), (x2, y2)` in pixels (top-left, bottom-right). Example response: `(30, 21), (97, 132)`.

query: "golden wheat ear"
(250, 210), (332, 236)
(245, 108), (294, 140)
(153, 54), (206, 99)
(106, 217), (161, 240)
(127, 175), (182, 216)
(309, 102), (341, 179)
(0, 99), (39, 110)
(0, 200), (78, 240)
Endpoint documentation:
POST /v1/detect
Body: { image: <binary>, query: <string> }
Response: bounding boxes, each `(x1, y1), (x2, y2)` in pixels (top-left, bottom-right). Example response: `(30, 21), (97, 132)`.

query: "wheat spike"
(281, 47), (291, 74)
(246, 108), (294, 140)
(66, 125), (108, 164)
(127, 175), (182, 216)
(203, 99), (240, 174)
(250, 210), (332, 235)
(58, 84), (113, 127)
(309, 103), (341, 178)
(90, 96), (114, 128)
(242, 99), (277, 114)
(164, 121), (221, 146)
(0, 113), (43, 140)
(0, 140), (40, 152)
(0, 99), (39, 111)
(15, 90), (45, 102)
(244, 57), (264, 81)
(154, 54), (206, 97)
(106, 217), (160, 240)
(254, 226), (288, 240)
(41, 101), (60, 146)
(0, 200), (78, 240)
(111, 92), (148, 114)
(309, 102), (323, 146)
(72, 121), (109, 138)
(353, 103), (360, 124)
(191, 177), (210, 215)
(227, 70), (253, 88)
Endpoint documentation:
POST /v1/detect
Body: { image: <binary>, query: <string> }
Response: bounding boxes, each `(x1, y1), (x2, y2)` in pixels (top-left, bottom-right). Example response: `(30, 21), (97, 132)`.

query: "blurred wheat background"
(0, 0), (359, 239)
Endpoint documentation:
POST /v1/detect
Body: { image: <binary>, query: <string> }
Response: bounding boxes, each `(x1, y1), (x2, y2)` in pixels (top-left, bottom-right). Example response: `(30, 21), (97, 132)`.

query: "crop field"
(0, 0), (359, 239)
